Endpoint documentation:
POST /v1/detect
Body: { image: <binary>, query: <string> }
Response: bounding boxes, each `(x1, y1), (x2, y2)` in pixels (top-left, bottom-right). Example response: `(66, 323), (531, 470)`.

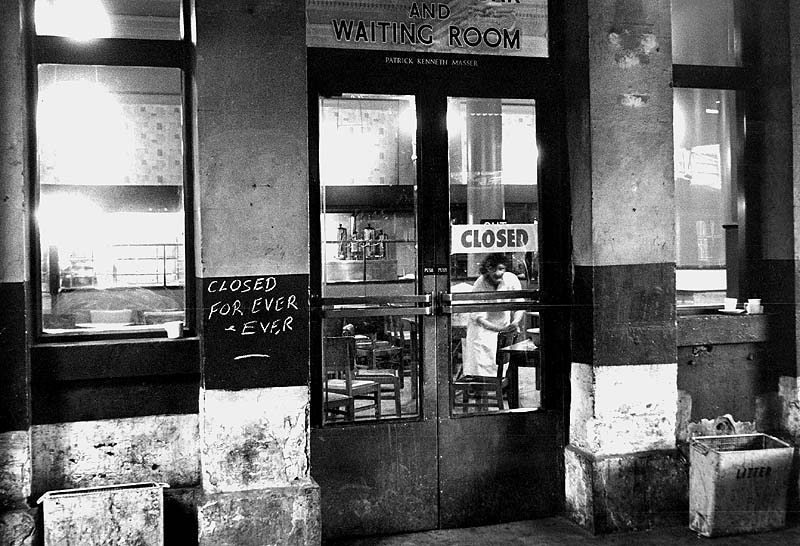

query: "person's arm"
(476, 315), (502, 332)
(505, 272), (524, 332)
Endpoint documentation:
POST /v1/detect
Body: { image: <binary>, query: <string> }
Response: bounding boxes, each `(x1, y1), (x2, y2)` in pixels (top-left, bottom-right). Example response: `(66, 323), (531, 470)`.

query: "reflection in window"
(674, 88), (740, 306)
(35, 0), (182, 41)
(37, 65), (186, 333)
(671, 0), (742, 67)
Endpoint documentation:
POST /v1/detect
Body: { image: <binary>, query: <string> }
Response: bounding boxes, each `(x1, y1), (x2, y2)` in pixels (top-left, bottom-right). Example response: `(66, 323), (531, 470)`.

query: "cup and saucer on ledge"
(718, 297), (763, 315)
(719, 297), (745, 315)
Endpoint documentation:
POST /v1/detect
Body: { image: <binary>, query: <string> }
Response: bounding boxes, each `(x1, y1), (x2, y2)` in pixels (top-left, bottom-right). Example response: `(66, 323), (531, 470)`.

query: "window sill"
(32, 336), (200, 381)
(677, 313), (768, 347)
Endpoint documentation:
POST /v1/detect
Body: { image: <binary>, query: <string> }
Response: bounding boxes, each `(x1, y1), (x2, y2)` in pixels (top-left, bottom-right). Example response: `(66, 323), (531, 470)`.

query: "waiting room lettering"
(307, 1), (547, 58)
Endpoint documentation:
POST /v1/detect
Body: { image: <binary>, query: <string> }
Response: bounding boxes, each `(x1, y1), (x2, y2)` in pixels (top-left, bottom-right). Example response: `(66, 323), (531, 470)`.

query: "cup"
(745, 298), (763, 315)
(164, 320), (184, 338)
(723, 297), (738, 311)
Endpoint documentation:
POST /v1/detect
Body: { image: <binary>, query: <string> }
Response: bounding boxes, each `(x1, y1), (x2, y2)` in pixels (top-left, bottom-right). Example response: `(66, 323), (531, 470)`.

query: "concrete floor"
(326, 518), (800, 546)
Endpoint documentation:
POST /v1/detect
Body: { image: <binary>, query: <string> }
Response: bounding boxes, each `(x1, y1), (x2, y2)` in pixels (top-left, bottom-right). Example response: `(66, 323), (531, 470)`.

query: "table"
(498, 339), (540, 408)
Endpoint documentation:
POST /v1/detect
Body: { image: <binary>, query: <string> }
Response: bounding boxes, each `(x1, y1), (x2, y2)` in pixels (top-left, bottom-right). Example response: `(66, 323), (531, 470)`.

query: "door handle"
(314, 293), (433, 318)
(439, 290), (541, 314)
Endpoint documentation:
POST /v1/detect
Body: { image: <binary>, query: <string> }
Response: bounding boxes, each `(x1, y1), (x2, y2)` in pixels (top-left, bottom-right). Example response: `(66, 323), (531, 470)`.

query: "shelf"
(324, 185), (415, 211)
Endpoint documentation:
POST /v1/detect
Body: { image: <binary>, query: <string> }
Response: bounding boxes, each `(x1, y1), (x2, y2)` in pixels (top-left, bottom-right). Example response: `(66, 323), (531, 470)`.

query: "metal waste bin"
(37, 482), (168, 546)
(690, 434), (793, 537)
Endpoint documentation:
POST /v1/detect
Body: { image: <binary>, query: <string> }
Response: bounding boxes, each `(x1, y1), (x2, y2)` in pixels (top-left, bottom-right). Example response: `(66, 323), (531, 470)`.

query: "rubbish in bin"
(690, 433), (793, 537)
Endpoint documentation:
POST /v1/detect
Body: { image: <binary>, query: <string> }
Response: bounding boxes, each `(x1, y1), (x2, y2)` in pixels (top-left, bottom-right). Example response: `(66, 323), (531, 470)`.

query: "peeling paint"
(197, 485), (320, 546)
(571, 363), (677, 455)
(0, 510), (35, 546)
(31, 414), (200, 495)
(619, 93), (650, 107)
(201, 386), (309, 493)
(0, 431), (31, 507)
(608, 30), (659, 67)
(778, 376), (800, 436)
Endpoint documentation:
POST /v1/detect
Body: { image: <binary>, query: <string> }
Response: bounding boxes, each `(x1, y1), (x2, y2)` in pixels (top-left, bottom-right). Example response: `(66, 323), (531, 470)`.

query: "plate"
(719, 309), (745, 315)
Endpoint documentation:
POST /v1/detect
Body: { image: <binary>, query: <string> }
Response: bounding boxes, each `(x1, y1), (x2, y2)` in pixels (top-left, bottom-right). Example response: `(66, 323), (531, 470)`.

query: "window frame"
(27, 1), (197, 342)
(672, 8), (754, 312)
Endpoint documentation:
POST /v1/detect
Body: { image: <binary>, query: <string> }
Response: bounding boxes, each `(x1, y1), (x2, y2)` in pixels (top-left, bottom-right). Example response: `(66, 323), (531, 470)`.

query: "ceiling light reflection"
(35, 0), (111, 41)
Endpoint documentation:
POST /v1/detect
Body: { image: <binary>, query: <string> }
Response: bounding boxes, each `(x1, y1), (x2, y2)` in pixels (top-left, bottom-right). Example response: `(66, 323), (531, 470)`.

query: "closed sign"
(451, 224), (537, 254)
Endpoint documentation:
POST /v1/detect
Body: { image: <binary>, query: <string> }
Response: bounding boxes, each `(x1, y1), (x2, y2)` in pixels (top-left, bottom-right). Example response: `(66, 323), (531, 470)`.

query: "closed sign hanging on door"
(451, 223), (537, 254)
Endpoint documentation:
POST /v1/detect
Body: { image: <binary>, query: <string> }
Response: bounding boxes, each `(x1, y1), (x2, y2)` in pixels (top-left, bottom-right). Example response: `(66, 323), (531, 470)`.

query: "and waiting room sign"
(451, 223), (537, 254)
(306, 1), (548, 57)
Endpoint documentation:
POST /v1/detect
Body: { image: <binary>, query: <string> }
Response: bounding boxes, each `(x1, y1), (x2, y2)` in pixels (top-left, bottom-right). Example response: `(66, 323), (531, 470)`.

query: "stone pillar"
(0, 1), (35, 544)
(194, 2), (319, 544)
(563, 0), (682, 533)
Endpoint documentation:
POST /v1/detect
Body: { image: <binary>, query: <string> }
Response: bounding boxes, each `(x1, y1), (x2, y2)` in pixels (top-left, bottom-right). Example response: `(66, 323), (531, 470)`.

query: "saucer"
(719, 309), (745, 315)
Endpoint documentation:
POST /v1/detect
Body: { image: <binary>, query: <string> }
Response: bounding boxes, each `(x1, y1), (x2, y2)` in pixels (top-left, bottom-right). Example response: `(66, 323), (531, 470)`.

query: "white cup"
(745, 298), (763, 315)
(723, 297), (738, 311)
(164, 320), (184, 338)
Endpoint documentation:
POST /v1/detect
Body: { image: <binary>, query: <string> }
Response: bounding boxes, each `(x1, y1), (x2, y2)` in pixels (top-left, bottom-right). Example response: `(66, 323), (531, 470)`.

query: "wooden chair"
(324, 336), (382, 421)
(354, 332), (403, 417)
(451, 331), (518, 412)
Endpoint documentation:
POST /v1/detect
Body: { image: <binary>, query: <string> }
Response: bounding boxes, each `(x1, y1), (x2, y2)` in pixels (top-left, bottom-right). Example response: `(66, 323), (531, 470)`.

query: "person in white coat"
(462, 253), (524, 378)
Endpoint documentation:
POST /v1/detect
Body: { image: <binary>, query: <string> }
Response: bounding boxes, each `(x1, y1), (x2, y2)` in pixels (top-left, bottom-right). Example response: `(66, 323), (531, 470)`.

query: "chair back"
(495, 331), (518, 378)
(324, 336), (356, 392)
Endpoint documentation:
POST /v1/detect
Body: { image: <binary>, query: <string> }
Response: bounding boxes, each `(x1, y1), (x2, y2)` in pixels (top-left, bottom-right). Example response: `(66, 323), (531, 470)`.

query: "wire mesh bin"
(690, 434), (794, 537)
(37, 482), (168, 546)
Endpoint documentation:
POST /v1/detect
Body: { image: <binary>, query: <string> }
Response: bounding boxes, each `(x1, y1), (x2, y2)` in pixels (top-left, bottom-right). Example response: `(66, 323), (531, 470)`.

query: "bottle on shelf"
(349, 215), (359, 260)
(376, 230), (387, 258)
(363, 223), (376, 258)
(336, 223), (348, 259)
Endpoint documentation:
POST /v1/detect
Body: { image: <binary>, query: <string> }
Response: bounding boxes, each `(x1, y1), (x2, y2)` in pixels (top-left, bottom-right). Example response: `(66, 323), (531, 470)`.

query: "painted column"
(564, 0), (681, 533)
(0, 1), (34, 544)
(194, 2), (319, 544)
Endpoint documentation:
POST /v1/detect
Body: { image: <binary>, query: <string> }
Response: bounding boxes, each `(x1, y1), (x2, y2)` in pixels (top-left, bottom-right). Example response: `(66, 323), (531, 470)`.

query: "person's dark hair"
(478, 253), (510, 276)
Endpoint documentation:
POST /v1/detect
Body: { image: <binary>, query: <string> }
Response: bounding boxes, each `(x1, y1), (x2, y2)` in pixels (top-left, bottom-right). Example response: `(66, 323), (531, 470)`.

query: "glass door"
(436, 96), (564, 528)
(310, 90), (441, 538)
(309, 49), (569, 540)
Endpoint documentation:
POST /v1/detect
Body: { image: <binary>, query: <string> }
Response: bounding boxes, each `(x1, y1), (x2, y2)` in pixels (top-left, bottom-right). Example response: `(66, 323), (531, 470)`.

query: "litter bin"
(690, 434), (794, 537)
(37, 482), (168, 546)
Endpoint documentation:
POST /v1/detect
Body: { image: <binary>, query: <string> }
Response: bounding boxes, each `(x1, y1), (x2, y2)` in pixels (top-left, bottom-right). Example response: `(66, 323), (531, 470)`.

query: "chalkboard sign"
(202, 274), (309, 390)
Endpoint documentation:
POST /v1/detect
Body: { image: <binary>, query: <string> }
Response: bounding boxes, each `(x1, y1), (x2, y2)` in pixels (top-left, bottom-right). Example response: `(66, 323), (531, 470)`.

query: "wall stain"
(608, 30), (658, 67)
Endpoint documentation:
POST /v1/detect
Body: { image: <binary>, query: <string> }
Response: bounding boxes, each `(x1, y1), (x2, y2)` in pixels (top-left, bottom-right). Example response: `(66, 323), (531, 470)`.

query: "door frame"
(307, 47), (572, 538)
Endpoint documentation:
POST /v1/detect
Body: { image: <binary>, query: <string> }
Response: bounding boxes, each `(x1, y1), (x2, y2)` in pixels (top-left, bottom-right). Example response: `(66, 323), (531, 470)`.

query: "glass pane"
(674, 88), (740, 306)
(447, 97), (541, 415)
(319, 94), (419, 423)
(672, 0), (742, 67)
(35, 0), (182, 41)
(37, 64), (186, 334)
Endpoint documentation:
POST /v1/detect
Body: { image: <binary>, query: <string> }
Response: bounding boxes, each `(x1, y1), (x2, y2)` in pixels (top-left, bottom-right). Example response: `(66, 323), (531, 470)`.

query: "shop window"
(31, 0), (193, 336)
(672, 0), (746, 308)
(673, 88), (742, 307)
